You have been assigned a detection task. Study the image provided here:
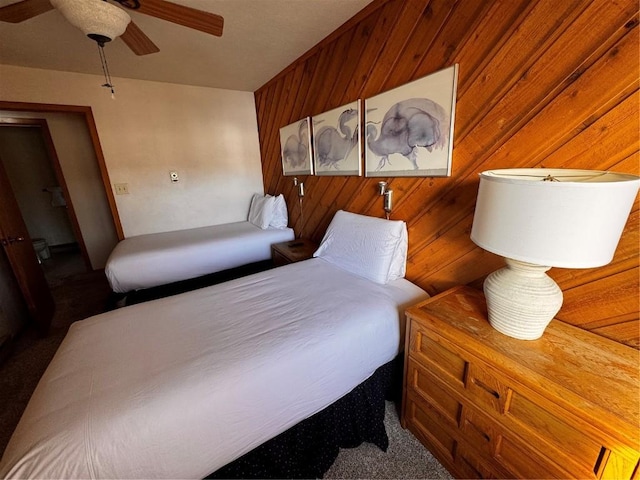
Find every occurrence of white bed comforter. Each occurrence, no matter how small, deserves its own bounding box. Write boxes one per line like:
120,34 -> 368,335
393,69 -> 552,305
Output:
105,221 -> 294,293
0,259 -> 427,479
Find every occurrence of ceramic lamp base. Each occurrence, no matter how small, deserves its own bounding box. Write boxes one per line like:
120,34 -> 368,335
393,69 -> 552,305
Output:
483,258 -> 563,340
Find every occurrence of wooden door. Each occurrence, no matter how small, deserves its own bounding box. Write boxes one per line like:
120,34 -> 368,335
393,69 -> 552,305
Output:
0,157 -> 54,335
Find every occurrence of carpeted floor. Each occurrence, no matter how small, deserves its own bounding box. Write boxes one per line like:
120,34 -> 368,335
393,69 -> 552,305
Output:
0,258 -> 452,479
325,402 -> 452,479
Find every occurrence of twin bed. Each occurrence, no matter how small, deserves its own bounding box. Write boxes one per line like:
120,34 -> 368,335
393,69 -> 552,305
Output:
0,210 -> 427,479
105,221 -> 294,293
105,193 -> 294,294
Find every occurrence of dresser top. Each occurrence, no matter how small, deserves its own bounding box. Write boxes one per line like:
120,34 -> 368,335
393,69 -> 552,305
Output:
406,286 -> 640,439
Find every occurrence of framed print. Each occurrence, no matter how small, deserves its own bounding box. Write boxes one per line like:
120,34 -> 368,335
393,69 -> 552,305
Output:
280,117 -> 314,176
312,100 -> 361,176
364,64 -> 458,177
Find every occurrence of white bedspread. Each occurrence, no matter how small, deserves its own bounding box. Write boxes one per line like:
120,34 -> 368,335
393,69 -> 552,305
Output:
105,221 -> 294,293
0,259 -> 427,479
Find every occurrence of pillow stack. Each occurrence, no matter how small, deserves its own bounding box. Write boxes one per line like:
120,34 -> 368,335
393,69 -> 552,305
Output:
269,194 -> 288,229
313,210 -> 408,284
248,193 -> 288,229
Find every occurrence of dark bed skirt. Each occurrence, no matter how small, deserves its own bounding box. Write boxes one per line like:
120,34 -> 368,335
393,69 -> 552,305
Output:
206,356 -> 403,479
108,260 -> 275,308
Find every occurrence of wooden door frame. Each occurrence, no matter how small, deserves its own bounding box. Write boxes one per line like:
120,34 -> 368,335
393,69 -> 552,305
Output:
0,118 -> 92,271
0,154 -> 54,335
0,101 -> 124,241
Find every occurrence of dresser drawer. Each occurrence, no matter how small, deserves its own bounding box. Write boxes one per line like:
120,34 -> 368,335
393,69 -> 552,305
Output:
455,443 -> 508,480
507,388 -> 602,471
462,403 -> 573,479
408,320 -> 467,387
504,387 -> 639,479
466,363 -> 511,414
494,428 -> 565,479
460,405 -> 498,458
407,358 -> 462,427
404,391 -> 458,465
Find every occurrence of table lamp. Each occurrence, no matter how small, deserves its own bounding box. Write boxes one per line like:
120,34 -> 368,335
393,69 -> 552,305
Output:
470,168 -> 639,340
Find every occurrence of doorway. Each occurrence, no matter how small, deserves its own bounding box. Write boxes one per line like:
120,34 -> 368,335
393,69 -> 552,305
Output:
0,105 -> 120,341
0,120 -> 91,287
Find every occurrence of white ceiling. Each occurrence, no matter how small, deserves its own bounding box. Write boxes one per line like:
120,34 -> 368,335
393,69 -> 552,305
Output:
0,0 -> 373,92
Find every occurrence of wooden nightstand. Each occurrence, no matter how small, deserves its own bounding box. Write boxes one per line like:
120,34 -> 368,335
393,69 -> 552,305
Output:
402,286 -> 639,479
271,238 -> 318,267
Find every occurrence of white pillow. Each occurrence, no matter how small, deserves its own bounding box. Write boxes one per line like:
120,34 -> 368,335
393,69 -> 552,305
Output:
269,194 -> 288,229
248,194 -> 276,229
388,224 -> 408,281
313,210 -> 408,284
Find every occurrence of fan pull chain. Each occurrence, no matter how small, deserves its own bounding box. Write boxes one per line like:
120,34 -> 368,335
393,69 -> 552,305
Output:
97,43 -> 116,99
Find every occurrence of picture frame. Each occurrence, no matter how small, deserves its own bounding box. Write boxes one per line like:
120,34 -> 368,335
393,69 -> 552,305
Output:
312,100 -> 361,176
364,64 -> 459,177
280,117 -> 314,176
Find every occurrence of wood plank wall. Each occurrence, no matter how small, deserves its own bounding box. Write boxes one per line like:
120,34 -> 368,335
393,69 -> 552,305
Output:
255,0 -> 640,348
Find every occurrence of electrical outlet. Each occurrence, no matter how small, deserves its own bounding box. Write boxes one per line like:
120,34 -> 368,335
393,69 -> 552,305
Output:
114,183 -> 129,195
170,171 -> 179,183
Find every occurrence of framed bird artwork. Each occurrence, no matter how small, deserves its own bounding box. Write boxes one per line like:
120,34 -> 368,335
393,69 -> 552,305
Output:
311,100 -> 361,176
364,64 -> 459,177
280,118 -> 314,176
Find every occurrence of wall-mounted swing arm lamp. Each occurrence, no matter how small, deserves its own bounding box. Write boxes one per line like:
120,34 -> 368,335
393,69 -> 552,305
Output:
470,168 -> 639,340
293,177 -> 305,238
378,181 -> 393,219
293,177 -> 305,197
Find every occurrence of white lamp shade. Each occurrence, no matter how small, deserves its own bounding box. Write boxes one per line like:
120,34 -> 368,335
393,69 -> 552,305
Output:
471,169 -> 639,268
51,0 -> 131,41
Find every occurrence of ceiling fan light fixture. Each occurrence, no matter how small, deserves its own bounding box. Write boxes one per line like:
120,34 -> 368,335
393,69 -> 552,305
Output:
51,0 -> 131,42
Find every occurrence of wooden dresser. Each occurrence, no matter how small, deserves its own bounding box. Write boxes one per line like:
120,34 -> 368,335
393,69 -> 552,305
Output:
402,286 -> 639,479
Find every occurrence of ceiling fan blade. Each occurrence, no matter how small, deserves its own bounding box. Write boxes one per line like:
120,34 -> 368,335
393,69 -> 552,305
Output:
0,0 -> 53,23
120,21 -> 160,55
135,0 -> 223,37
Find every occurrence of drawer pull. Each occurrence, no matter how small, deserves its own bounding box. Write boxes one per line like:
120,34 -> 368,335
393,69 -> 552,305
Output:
460,456 -> 486,479
473,378 -> 500,399
593,446 -> 609,476
467,419 -> 491,443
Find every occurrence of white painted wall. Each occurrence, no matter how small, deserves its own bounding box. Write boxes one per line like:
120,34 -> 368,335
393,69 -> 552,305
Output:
42,113 -> 119,267
0,64 -> 265,238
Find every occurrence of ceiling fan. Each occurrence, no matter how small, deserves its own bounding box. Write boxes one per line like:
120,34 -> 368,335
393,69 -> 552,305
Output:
0,0 -> 224,55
